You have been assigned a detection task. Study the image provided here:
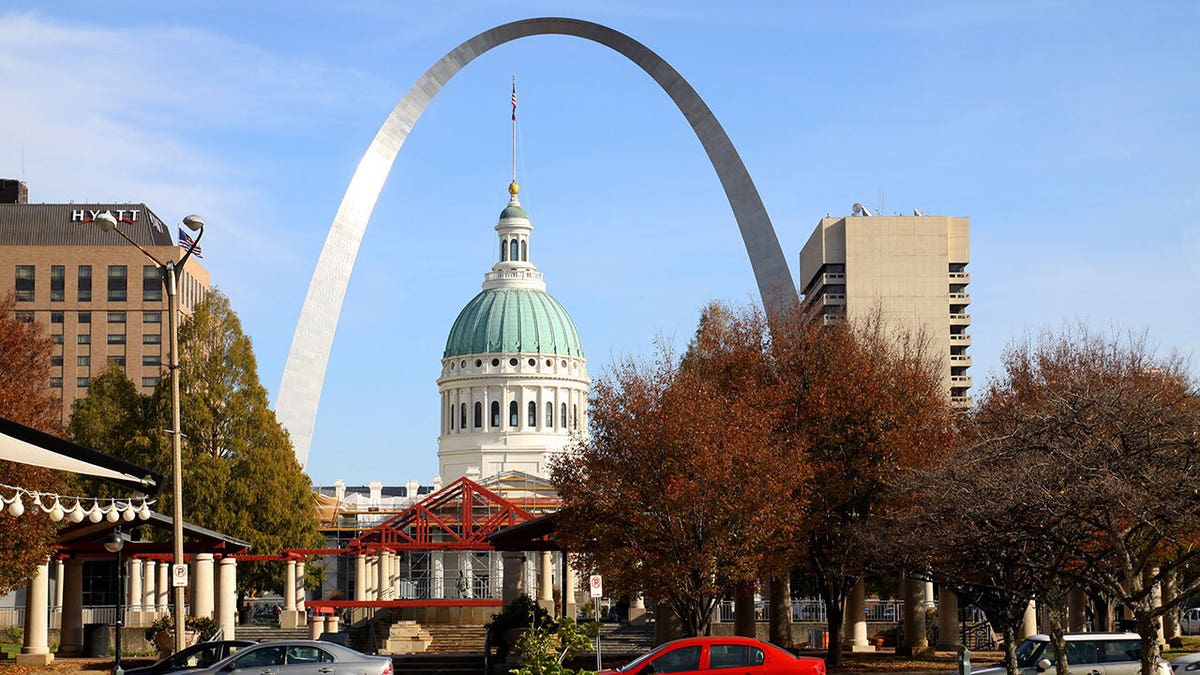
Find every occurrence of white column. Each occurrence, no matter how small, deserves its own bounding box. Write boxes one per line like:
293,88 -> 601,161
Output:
501,552 -> 526,606
54,559 -> 64,609
59,559 -> 84,657
432,551 -> 445,599
937,587 -> 960,650
217,558 -> 237,639
539,550 -> 555,615
295,562 -> 306,613
284,560 -> 297,611
129,559 -> 144,617
847,579 -> 874,652
1020,599 -> 1038,639
143,561 -> 158,620
17,560 -> 52,666
902,574 -> 929,656
354,554 -> 367,601
193,553 -> 214,619
1068,587 -> 1087,632
377,552 -> 389,600
157,562 -> 169,612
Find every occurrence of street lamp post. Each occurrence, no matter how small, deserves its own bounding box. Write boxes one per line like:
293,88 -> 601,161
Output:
104,527 -> 124,675
94,212 -> 204,653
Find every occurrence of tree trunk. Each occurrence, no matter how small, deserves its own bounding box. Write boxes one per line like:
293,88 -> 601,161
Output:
1002,625 -> 1020,675
1046,603 -> 1069,675
1137,613 -> 1163,675
734,582 -> 757,638
825,588 -> 847,668
768,575 -> 792,648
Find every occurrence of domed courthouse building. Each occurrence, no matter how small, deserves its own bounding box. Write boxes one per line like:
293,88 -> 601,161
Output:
437,182 -> 590,482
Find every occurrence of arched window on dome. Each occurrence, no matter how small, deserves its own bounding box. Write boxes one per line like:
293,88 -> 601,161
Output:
449,401 -> 454,431
546,402 -> 554,428
474,402 -> 482,428
491,401 -> 501,428
573,404 -> 579,430
510,239 -> 519,262
561,403 -> 567,429
528,401 -> 537,427
509,400 -> 519,427
461,403 -> 467,430
520,239 -> 527,262
500,239 -> 508,262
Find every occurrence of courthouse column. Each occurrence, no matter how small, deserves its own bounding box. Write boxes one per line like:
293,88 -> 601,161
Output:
847,579 -> 874,652
59,559 -> 84,657
217,557 -> 237,639
17,560 -> 53,666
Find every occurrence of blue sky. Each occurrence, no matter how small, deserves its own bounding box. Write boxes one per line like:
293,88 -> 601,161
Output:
2,2 -> 1197,486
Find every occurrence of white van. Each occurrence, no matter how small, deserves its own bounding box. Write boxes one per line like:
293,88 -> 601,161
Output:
973,634 -> 1170,675
1182,608 -> 1200,636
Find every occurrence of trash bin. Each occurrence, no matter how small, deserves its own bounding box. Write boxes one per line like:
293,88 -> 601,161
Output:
84,623 -> 110,658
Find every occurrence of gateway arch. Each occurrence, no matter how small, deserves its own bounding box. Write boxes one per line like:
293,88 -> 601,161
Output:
277,17 -> 798,468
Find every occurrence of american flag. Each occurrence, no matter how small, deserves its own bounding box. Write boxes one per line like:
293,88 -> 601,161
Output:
511,83 -> 517,121
179,228 -> 203,258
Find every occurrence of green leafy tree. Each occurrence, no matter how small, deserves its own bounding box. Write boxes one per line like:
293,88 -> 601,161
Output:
0,294 -> 65,593
67,289 -> 323,594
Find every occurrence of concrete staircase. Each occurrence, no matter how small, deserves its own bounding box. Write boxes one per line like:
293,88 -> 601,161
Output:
233,625 -> 313,642
426,624 -> 489,654
594,623 -> 656,658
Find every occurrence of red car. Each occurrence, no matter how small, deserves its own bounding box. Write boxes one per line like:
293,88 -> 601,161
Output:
598,636 -> 826,675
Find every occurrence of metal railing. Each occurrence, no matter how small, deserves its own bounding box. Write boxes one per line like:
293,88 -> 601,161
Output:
715,598 -> 907,624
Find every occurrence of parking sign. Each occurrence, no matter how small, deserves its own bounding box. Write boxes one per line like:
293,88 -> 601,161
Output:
589,574 -> 603,598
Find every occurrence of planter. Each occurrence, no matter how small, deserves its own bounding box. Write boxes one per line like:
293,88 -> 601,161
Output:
152,630 -> 198,659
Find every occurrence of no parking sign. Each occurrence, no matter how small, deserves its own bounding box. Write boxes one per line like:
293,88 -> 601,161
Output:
172,563 -> 189,588
589,574 -> 603,598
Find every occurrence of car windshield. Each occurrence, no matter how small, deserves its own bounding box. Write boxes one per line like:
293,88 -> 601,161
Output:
1016,640 -> 1050,668
617,644 -> 673,672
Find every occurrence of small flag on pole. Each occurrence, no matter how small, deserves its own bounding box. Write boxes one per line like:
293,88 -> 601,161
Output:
511,81 -> 517,121
178,228 -> 203,258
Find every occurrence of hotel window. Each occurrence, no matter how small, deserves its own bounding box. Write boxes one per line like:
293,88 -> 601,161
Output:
142,355 -> 162,367
107,312 -> 126,323
141,377 -> 160,388
51,334 -> 63,344
77,265 -> 92,302
107,334 -> 126,345
143,311 -> 162,323
77,334 -> 90,345
50,312 -> 64,324
143,333 -> 162,345
143,265 -> 162,301
50,377 -> 62,389
107,265 -> 127,301
15,265 -> 34,301
77,356 -> 90,367
15,311 -> 33,323
76,377 -> 90,389
108,356 -> 125,369
50,356 -> 63,367
78,311 -> 91,324
50,266 -> 65,301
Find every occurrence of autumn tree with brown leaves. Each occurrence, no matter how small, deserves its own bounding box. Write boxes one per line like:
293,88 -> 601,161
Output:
0,295 -> 65,593
552,302 -> 799,637
966,326 -> 1200,675
769,309 -> 957,665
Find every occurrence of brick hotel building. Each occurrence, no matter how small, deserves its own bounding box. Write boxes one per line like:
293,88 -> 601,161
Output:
0,180 -> 210,425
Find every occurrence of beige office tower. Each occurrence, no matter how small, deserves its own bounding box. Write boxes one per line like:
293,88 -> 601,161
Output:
798,208 -> 971,408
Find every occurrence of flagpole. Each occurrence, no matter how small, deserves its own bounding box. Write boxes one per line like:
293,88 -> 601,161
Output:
511,76 -> 517,183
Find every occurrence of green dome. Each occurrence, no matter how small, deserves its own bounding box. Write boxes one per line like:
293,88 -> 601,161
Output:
500,204 -> 529,220
444,288 -> 584,358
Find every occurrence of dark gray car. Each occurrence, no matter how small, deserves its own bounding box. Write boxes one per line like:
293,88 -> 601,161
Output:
188,640 -> 393,675
125,640 -> 256,675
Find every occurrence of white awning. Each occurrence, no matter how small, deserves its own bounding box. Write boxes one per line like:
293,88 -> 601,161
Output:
0,417 -> 162,495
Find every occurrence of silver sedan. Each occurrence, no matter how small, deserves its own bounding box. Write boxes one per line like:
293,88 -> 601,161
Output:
187,640 -> 392,675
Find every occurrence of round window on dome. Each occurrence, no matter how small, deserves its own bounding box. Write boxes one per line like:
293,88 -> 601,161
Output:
492,358 -> 500,367
461,360 -> 466,368
509,358 -> 518,366
450,363 -> 455,370
475,359 -> 482,367
561,360 -> 567,367
528,358 -> 536,366
546,359 -> 552,367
